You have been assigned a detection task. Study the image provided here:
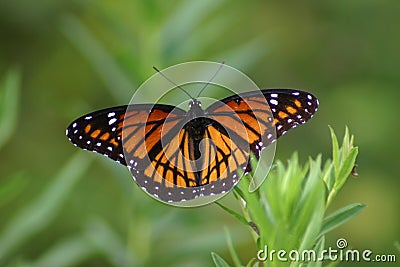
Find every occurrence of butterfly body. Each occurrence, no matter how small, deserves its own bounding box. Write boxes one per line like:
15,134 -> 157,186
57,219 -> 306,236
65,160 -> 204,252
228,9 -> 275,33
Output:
184,101 -> 210,141
67,89 -> 319,203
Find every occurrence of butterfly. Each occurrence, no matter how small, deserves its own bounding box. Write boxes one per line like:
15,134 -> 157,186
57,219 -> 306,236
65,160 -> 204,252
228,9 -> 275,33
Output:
66,89 -> 318,203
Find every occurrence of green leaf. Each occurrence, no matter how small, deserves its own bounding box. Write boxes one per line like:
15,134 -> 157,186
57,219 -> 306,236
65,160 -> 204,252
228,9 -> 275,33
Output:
0,68 -> 20,150
211,252 -> 231,267
320,203 -> 366,236
321,159 -> 334,192
215,202 -> 249,227
245,258 -> 258,267
307,236 -> 325,267
329,126 -> 340,175
335,147 -> 358,190
225,228 -> 242,267
297,177 -> 325,253
342,126 -> 351,156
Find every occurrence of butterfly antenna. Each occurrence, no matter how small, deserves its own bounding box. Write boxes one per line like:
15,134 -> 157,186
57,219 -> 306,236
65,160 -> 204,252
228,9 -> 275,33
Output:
196,61 -> 225,98
153,66 -> 194,100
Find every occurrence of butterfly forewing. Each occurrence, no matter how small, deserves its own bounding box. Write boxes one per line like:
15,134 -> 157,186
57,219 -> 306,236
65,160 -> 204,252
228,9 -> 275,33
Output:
66,106 -> 127,165
263,89 -> 319,137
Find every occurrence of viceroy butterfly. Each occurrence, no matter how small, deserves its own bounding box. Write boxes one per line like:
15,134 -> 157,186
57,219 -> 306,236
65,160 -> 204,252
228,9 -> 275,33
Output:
66,88 -> 318,203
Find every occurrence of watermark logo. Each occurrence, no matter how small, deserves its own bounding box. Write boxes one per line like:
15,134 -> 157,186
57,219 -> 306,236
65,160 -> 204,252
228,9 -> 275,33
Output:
336,238 -> 348,249
257,238 -> 397,263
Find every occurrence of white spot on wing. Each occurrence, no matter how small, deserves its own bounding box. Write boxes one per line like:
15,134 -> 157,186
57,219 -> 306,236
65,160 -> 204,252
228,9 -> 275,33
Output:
270,99 -> 278,105
108,112 -> 116,117
109,118 -> 117,125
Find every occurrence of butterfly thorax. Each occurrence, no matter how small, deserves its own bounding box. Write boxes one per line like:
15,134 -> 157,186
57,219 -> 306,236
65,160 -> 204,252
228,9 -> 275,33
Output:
185,99 -> 212,141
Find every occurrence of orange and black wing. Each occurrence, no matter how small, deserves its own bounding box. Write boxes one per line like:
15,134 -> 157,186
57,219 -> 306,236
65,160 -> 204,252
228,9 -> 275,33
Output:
66,104 -> 231,202
66,104 -> 202,201
122,104 -> 204,202
66,105 -> 129,165
206,88 -> 319,174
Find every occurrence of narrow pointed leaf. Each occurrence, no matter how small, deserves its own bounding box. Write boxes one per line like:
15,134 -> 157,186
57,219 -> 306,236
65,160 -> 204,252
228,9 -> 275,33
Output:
225,228 -> 242,267
320,203 -> 366,236
211,252 -> 231,267
329,126 -> 340,175
335,147 -> 358,190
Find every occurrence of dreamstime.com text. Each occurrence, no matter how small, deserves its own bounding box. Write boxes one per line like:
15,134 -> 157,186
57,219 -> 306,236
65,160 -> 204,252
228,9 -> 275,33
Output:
257,238 -> 397,263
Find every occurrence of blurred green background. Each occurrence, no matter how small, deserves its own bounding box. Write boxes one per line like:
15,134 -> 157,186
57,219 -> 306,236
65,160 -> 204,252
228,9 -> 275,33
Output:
0,0 -> 398,266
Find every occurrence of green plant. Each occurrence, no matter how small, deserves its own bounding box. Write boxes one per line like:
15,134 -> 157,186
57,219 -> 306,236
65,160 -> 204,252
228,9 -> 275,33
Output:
213,127 -> 363,267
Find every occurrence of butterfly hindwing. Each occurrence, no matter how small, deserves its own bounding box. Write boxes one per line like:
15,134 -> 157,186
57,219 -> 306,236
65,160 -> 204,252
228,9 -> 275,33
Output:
122,106 -> 243,201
